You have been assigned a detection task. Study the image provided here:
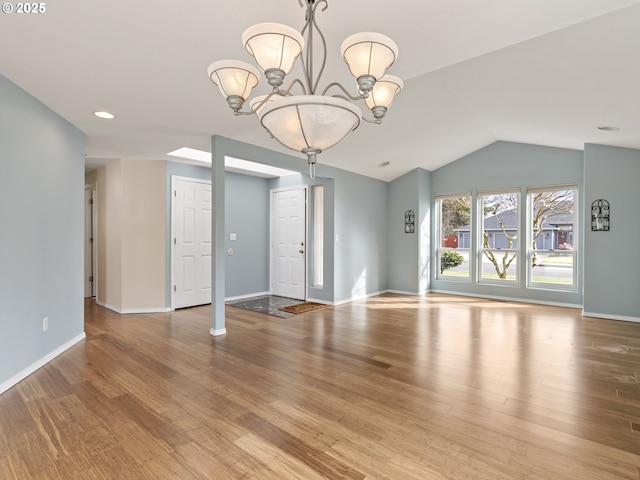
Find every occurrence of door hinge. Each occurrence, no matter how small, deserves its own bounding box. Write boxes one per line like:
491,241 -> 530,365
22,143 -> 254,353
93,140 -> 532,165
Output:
89,276 -> 94,282
174,190 -> 177,197
173,285 -> 177,292
89,237 -> 94,243
89,198 -> 94,205
174,238 -> 176,245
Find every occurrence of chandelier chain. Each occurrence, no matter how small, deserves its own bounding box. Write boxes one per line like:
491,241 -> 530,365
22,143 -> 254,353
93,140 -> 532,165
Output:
299,0 -> 328,95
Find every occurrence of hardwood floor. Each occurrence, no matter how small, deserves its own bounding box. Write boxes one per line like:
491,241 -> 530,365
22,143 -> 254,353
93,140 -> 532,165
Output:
1,293 -> 639,479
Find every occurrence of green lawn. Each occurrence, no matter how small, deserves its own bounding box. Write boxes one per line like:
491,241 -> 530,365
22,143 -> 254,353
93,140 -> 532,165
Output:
440,270 -> 469,278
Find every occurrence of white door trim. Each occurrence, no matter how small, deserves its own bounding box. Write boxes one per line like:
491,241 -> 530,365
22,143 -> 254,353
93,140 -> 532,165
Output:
171,175 -> 212,309
84,183 -> 98,299
270,185 -> 308,300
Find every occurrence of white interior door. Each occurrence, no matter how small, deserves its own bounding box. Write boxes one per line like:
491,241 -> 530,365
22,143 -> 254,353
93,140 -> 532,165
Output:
271,187 -> 306,300
172,176 -> 212,309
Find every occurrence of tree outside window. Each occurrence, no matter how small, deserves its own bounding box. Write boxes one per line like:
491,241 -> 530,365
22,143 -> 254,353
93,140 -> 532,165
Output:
479,191 -> 519,282
528,187 -> 576,287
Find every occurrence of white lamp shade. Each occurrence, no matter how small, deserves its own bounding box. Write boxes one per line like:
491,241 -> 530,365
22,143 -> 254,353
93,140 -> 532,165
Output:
260,95 -> 361,153
341,32 -> 398,80
364,75 -> 404,110
243,23 -> 304,74
249,94 -> 281,119
208,60 -> 260,100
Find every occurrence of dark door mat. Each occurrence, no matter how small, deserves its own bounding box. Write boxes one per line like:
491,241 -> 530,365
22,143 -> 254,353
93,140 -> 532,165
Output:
226,295 -> 302,318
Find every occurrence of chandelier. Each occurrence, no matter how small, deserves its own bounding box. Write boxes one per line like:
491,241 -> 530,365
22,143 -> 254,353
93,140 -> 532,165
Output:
207,0 -> 403,178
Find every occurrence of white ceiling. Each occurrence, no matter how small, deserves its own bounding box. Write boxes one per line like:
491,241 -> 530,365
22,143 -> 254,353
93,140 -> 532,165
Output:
2,0 -> 640,181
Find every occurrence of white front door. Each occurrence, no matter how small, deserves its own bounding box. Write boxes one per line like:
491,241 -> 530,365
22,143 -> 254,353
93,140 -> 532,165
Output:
172,176 -> 212,309
271,187 -> 306,300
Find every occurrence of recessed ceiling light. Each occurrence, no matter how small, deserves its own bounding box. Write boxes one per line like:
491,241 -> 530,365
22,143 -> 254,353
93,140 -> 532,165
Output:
94,111 -> 115,119
597,126 -> 619,131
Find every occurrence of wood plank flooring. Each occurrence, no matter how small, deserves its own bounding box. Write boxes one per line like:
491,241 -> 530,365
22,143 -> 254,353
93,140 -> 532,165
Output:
1,293 -> 639,479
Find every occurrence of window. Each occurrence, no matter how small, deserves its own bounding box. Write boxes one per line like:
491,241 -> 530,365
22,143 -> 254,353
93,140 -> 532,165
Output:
436,195 -> 471,279
479,191 -> 519,284
312,185 -> 324,288
527,186 -> 577,289
436,185 -> 579,294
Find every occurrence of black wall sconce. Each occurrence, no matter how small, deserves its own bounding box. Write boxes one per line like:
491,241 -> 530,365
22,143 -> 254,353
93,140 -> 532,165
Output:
404,210 -> 415,233
591,199 -> 610,231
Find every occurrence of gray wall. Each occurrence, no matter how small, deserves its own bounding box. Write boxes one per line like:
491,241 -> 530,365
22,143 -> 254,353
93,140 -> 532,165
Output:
430,141 -> 584,306
583,144 -> 640,320
225,172 -> 270,298
332,168 -> 388,302
388,168 -> 431,294
0,74 -> 85,387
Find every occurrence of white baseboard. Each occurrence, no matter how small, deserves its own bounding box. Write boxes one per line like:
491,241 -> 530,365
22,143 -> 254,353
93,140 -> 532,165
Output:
386,289 -> 420,296
0,332 -> 86,395
582,311 -> 640,323
96,299 -> 120,313
210,328 -> 227,336
225,291 -> 270,302
120,307 -> 173,314
428,289 -> 582,309
333,289 -> 390,306
96,300 -> 172,314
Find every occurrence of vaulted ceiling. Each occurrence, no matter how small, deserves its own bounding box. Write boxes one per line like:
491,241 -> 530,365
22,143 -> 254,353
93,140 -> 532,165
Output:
2,0 -> 639,181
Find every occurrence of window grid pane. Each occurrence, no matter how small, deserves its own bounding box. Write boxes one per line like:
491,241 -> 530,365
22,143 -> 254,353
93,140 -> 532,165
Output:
439,248 -> 470,278
312,185 -> 324,288
479,192 -> 519,284
480,250 -> 518,282
528,187 -> 577,289
529,250 -> 575,286
437,195 -> 471,280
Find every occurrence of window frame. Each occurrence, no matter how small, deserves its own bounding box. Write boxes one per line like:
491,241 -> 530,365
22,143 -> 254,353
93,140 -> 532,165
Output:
526,184 -> 578,291
311,185 -> 324,288
435,193 -> 472,282
477,189 -> 521,286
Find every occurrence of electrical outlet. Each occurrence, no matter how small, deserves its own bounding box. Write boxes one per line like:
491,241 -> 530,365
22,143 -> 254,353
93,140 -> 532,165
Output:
43,317 -> 48,332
